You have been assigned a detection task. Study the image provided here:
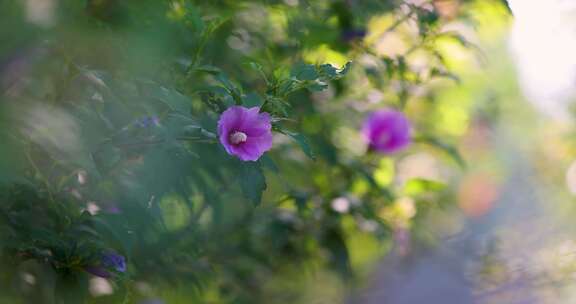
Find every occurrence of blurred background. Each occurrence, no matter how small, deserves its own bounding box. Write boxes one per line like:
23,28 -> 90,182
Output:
2,0 -> 576,303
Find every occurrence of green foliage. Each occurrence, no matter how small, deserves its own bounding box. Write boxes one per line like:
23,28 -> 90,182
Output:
0,0 -> 482,303
240,162 -> 267,206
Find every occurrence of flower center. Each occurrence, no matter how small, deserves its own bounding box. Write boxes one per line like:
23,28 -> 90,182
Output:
229,131 -> 248,145
376,133 -> 390,145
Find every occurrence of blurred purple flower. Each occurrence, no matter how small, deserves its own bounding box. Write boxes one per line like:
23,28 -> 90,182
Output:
136,116 -> 160,128
84,265 -> 112,278
341,29 -> 367,43
362,109 -> 411,154
85,251 -> 126,278
104,204 -> 122,214
1,47 -> 45,94
102,251 -> 126,272
217,106 -> 273,161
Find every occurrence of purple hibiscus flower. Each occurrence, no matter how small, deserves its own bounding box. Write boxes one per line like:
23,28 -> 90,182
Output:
362,109 -> 411,154
85,251 -> 126,278
217,106 -> 273,161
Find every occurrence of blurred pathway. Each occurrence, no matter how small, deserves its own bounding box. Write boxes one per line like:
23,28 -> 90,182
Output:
354,128 -> 576,303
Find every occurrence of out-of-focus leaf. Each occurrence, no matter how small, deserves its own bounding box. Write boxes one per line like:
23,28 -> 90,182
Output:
260,154 -> 279,173
291,63 -> 318,81
283,131 -> 315,160
91,216 -> 134,255
306,82 -> 329,92
242,93 -> 264,108
159,194 -> 192,231
319,64 -> 338,78
416,7 -> 439,36
215,73 -> 242,105
373,158 -> 395,187
147,84 -> 191,114
322,227 -> 352,279
417,136 -> 466,168
430,67 -> 460,83
240,162 -> 267,206
404,178 -> 446,196
194,64 -> 221,74
318,62 -> 351,80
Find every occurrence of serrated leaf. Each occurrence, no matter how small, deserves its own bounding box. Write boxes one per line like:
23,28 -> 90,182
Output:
240,163 -> 267,206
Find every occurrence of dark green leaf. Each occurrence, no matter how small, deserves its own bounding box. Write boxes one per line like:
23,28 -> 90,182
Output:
149,86 -> 191,114
260,154 -> 279,173
243,93 -> 264,108
240,162 -> 267,206
195,65 -> 221,74
319,64 -> 338,78
323,228 -> 352,279
305,82 -> 329,92
291,63 -> 318,81
285,132 -> 315,160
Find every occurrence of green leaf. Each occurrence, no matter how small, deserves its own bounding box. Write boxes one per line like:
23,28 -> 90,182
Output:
242,93 -> 264,108
148,85 -> 191,114
285,131 -> 315,160
91,216 -> 134,255
305,82 -> 329,92
265,95 -> 290,117
417,136 -> 466,168
322,228 -> 352,279
215,73 -> 242,105
240,162 -> 267,206
416,7 -> 439,36
260,154 -> 279,173
290,63 -> 318,81
430,67 -> 460,83
247,61 -> 269,84
318,64 -> 338,78
194,64 -> 221,74
199,85 -> 229,96
339,61 -> 352,76
404,178 -> 446,196
373,158 -> 394,187
159,194 -> 192,231
318,62 -> 351,80
247,61 -> 264,72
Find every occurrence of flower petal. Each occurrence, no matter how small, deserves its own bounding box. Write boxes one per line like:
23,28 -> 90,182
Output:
362,109 -> 411,154
218,106 -> 273,161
